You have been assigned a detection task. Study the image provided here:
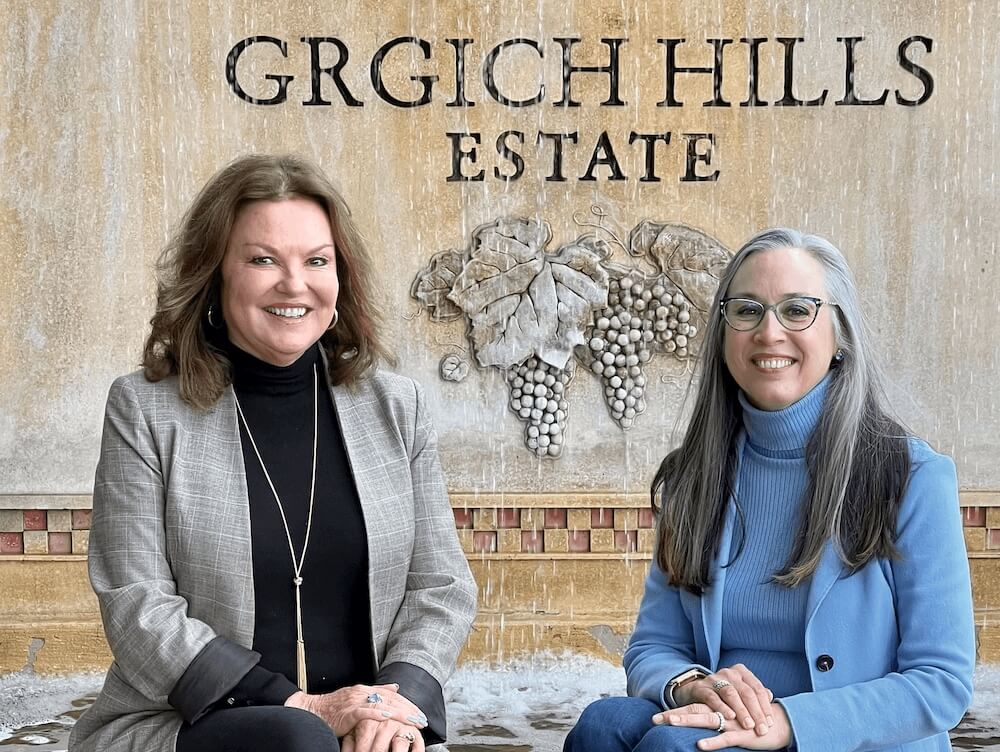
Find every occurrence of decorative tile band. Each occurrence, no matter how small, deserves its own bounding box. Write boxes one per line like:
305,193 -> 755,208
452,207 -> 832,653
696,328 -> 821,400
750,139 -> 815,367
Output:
1,504 -> 998,556
0,510 -> 91,555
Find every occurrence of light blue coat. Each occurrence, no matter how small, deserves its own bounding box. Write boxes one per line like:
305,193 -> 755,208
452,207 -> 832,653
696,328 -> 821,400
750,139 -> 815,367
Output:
624,439 -> 975,752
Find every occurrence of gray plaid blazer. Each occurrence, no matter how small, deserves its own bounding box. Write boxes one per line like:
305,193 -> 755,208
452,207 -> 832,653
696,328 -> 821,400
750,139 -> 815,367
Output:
69,367 -> 477,752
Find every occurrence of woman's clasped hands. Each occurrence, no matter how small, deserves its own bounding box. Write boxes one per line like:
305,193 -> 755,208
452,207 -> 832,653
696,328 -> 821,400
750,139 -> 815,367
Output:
285,682 -> 428,752
652,665 -> 791,751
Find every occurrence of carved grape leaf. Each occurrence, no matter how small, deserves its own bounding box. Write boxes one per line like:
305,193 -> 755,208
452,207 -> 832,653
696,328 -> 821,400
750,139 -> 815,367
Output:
447,218 -> 609,370
629,222 -> 730,312
410,249 -> 466,321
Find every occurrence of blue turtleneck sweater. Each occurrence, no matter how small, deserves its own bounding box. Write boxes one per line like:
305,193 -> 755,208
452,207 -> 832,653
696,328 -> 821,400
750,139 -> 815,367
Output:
718,376 -> 830,700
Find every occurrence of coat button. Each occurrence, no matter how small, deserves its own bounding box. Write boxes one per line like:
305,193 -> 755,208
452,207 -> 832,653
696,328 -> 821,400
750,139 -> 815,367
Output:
816,654 -> 834,672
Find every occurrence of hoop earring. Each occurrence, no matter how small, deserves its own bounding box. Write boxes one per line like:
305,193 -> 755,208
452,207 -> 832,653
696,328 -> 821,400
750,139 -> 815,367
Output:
207,304 -> 224,330
327,309 -> 340,331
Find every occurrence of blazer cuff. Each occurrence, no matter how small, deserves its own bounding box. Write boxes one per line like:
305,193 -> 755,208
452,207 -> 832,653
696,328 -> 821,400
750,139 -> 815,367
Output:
167,636 -> 262,723
377,661 -> 447,744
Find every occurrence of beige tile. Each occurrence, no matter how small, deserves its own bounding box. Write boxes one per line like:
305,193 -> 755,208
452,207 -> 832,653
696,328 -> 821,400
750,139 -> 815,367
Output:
614,509 -> 638,530
0,511 -> 23,533
498,529 -> 522,553
473,508 -> 498,530
544,529 -> 568,552
964,528 -> 986,551
456,529 -> 475,553
47,510 -> 72,532
72,530 -> 90,555
520,508 -> 544,530
568,509 -> 591,530
22,531 -> 48,554
638,529 -> 656,553
590,529 -> 615,553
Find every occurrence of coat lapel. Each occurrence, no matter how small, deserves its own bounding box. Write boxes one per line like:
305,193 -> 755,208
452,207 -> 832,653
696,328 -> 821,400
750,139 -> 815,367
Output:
699,434 -> 745,670
804,540 -> 845,627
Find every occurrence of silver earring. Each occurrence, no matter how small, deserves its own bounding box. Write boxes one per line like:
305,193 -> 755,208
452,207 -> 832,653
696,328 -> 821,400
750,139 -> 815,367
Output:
833,349 -> 845,364
207,304 -> 224,329
326,309 -> 339,331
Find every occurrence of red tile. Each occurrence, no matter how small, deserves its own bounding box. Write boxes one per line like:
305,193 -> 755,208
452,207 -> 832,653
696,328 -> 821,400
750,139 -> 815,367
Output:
0,533 -> 23,554
591,508 -> 614,528
988,529 -> 1000,549
638,508 -> 655,528
544,508 -> 567,529
521,530 -> 544,553
963,507 -> 986,527
453,508 -> 473,529
72,510 -> 92,530
615,530 -> 638,553
568,530 -> 591,553
472,531 -> 497,553
48,532 -> 72,554
497,508 -> 521,528
23,510 -> 47,531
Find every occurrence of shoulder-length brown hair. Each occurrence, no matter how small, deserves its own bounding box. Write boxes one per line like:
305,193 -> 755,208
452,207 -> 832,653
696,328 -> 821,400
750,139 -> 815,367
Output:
142,153 -> 393,408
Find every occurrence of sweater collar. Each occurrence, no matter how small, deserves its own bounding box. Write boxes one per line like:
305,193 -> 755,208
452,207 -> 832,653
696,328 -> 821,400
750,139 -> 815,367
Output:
225,340 -> 322,396
738,373 -> 831,454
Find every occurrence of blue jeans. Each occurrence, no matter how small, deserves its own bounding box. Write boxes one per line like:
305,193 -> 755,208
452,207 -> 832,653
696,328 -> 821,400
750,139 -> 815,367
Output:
564,697 -> 751,752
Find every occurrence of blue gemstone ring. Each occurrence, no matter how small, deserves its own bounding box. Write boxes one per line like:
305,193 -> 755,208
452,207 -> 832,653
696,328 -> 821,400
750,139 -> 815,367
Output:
367,692 -> 383,704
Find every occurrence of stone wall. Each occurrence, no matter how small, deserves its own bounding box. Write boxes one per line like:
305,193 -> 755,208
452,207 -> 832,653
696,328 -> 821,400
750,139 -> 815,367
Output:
1,1 -> 998,670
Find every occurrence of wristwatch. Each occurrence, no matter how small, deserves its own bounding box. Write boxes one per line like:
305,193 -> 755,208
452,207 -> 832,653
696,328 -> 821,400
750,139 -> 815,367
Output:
666,668 -> 707,707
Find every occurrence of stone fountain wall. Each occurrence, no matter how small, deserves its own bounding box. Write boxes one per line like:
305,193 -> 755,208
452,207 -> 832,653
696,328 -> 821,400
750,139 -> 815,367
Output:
1,1 -> 998,670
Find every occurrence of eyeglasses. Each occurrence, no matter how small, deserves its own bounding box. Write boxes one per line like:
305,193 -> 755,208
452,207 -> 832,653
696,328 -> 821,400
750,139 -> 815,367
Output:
719,296 -> 837,332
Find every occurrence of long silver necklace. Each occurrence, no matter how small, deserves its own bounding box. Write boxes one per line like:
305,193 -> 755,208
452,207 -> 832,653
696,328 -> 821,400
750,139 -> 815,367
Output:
233,363 -> 318,693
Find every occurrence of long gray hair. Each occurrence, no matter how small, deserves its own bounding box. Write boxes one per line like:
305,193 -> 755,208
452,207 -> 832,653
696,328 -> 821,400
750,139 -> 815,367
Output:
652,228 -> 910,590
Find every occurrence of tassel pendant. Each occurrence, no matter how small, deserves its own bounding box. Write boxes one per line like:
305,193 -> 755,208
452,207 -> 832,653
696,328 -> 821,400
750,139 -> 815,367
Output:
294,576 -> 308,692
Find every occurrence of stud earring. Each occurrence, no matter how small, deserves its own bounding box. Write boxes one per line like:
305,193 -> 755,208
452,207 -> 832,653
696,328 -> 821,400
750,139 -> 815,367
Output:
832,349 -> 845,364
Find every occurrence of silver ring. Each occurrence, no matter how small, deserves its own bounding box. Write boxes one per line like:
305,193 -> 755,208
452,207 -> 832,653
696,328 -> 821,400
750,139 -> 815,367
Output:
712,679 -> 732,691
367,692 -> 383,704
715,711 -> 726,733
396,732 -> 415,743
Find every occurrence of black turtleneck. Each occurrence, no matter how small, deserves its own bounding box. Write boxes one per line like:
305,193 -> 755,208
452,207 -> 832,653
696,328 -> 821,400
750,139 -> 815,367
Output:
229,342 -> 374,694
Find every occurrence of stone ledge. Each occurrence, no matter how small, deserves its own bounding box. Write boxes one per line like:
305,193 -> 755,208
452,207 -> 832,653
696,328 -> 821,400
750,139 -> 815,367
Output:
0,496 -> 92,510
5,490 -> 997,511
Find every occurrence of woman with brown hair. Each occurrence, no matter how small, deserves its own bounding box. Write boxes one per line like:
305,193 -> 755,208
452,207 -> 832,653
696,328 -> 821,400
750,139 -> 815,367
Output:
69,154 -> 477,752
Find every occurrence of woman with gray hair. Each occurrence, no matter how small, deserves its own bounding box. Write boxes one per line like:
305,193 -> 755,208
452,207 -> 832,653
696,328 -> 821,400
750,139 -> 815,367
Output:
70,154 -> 477,752
564,228 -> 974,752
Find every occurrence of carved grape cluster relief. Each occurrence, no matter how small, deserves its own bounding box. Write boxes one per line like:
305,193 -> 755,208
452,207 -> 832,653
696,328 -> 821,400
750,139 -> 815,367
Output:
411,216 -> 730,457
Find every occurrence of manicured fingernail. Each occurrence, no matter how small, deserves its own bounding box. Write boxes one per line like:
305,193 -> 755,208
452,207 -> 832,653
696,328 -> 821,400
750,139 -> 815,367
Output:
651,713 -> 664,724
743,716 -> 754,728
406,715 -> 427,726
381,711 -> 393,718
757,723 -> 768,735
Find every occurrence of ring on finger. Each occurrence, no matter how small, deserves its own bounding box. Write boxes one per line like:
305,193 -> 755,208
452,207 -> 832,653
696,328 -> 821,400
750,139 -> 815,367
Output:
714,711 -> 726,733
396,732 -> 416,743
367,692 -> 383,704
712,679 -> 732,691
